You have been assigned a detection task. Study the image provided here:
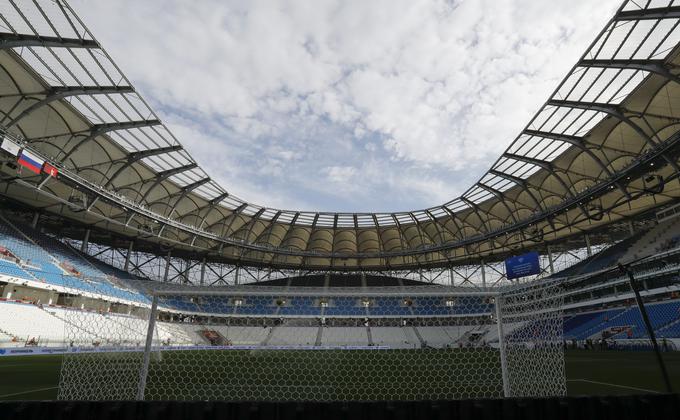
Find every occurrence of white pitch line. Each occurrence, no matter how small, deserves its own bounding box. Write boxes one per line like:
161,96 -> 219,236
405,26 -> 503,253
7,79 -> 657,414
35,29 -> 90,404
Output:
567,379 -> 660,394
0,386 -> 58,399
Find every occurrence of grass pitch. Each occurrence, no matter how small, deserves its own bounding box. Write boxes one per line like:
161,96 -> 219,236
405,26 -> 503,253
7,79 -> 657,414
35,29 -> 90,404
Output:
1,349 -> 679,400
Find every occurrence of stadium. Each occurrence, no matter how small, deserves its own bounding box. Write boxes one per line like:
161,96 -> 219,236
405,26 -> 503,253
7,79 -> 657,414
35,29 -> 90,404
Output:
0,0 -> 679,418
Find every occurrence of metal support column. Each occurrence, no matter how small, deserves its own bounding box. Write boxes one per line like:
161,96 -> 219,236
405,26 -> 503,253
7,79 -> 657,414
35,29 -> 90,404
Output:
200,257 -> 206,286
481,260 -> 487,288
123,241 -> 134,272
163,250 -> 171,282
585,234 -> 592,257
628,219 -> 635,237
618,264 -> 673,392
183,259 -> 190,284
137,294 -> 159,400
547,245 -> 555,274
449,267 -> 454,286
80,229 -> 90,253
235,265 -> 240,285
495,294 -> 510,397
31,212 -> 39,229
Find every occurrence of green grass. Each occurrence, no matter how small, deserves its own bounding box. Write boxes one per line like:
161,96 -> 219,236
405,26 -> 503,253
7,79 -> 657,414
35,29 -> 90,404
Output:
565,350 -> 680,395
1,349 -> 679,401
0,355 -> 62,400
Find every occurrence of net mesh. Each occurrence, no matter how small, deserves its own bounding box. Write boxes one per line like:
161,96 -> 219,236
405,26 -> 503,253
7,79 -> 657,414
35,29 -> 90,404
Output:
57,276 -> 156,400
57,280 -> 565,401
498,281 -> 566,397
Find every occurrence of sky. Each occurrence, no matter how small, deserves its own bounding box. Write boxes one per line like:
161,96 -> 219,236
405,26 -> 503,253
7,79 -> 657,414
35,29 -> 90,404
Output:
72,0 -> 621,213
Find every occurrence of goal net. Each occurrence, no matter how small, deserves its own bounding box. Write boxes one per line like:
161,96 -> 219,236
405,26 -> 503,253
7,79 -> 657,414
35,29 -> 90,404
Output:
496,280 -> 566,397
57,279 -> 565,401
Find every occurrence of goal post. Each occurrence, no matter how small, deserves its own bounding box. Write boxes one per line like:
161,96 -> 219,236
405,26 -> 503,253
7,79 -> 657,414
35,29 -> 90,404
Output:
57,280 -> 565,401
137,294 -> 159,400
494,293 -> 511,397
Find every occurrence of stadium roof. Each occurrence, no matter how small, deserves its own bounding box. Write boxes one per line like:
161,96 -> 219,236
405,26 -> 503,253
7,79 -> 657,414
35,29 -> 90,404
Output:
1,0 -> 680,270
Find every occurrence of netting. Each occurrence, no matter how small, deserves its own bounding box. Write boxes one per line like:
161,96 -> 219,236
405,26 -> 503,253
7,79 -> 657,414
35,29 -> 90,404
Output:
498,281 -> 566,397
57,276 -> 158,400
57,280 -> 565,401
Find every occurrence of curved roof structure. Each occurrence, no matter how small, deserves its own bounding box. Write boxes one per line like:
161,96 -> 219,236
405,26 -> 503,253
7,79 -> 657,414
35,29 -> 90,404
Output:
1,0 -> 680,270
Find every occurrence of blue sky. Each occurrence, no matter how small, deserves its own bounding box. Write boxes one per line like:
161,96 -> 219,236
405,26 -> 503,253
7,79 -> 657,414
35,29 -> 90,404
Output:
72,0 -> 621,213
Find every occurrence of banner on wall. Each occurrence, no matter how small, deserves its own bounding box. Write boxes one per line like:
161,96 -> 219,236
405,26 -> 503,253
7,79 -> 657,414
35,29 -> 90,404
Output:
0,138 -> 20,156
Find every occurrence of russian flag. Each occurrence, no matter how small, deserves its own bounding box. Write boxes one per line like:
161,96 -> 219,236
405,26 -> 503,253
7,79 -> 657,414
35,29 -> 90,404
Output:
17,149 -> 44,174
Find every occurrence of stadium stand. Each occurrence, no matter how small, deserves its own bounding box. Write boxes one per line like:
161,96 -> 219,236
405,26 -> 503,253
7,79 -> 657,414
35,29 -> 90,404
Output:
0,299 -> 196,348
0,300 -> 64,346
279,297 -> 320,316
4,0 -> 680,415
324,297 -> 366,316
551,217 -> 680,279
207,325 -> 270,346
368,297 -> 409,316
370,327 -> 421,348
658,318 -> 680,338
0,258 -> 32,280
563,309 -> 627,340
551,235 -> 642,278
563,300 -> 680,340
621,217 -> 680,262
0,219 -> 69,288
321,327 -> 370,346
268,326 -> 318,346
0,208 -> 679,364
0,216 -> 146,304
5,296 -> 680,350
415,326 -> 457,348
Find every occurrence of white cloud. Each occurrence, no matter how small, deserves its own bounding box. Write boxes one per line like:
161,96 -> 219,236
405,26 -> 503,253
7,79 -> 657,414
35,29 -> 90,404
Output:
71,0 -> 621,212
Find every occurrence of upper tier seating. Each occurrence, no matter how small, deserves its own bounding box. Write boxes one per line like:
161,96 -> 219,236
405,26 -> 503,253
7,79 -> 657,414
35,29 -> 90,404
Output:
552,233 -> 643,279
279,297 -> 320,316
0,259 -> 33,279
0,217 -> 146,303
621,217 -> 680,262
0,221 -> 69,288
552,218 -> 680,279
324,297 -> 366,316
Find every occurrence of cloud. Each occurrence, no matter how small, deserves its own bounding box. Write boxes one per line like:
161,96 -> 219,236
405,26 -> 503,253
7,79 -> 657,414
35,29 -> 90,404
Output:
325,166 -> 358,185
71,0 -> 621,212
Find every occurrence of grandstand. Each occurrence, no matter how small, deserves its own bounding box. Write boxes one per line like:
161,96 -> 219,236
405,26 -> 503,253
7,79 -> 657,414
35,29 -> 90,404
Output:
0,0 -> 679,418
0,215 -> 678,351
